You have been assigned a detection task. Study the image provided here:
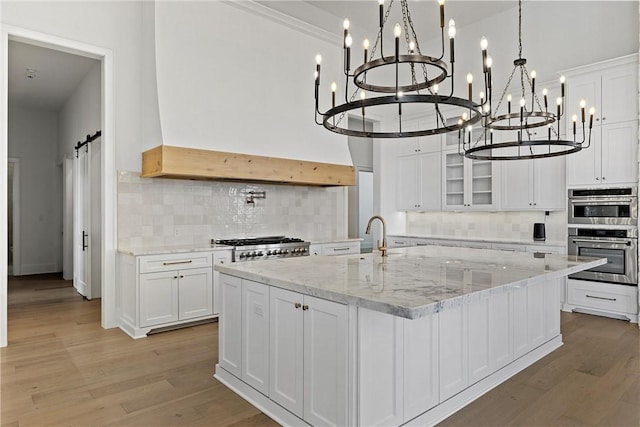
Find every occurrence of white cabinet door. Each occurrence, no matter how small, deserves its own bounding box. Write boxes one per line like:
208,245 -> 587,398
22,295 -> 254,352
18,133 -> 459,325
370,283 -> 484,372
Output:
397,152 -> 441,211
566,127 -> 600,186
359,308 -> 404,427
242,280 -> 270,395
527,282 -> 546,350
601,64 -> 638,125
303,295 -> 348,427
418,152 -> 442,211
489,290 -> 513,369
219,274 -> 242,377
501,159 -> 533,210
396,155 -> 420,210
309,243 -> 322,256
404,314 -> 439,420
439,304 -> 468,401
467,296 -> 491,385
178,267 -> 213,320
511,285 -> 529,359
139,271 -> 179,327
566,72 -> 600,124
532,155 -> 565,210
601,121 -> 638,185
213,250 -> 232,315
269,287 -> 304,418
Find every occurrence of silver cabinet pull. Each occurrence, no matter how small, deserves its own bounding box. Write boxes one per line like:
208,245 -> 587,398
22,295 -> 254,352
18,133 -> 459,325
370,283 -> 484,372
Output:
294,302 -> 302,309
302,304 -> 309,311
586,294 -> 616,302
332,247 -> 351,251
162,260 -> 193,266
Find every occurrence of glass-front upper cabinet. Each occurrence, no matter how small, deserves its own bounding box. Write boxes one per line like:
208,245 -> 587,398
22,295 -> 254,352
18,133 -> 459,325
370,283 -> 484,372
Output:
442,130 -> 499,211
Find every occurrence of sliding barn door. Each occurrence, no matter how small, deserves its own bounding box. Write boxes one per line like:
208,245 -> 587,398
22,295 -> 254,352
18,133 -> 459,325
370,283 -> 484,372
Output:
73,145 -> 92,299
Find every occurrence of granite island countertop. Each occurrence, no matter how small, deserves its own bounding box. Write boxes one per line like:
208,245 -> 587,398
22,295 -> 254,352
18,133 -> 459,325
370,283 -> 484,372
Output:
215,245 -> 605,319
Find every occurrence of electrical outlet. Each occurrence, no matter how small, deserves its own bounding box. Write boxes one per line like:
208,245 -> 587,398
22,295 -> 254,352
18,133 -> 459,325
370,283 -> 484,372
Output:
174,228 -> 180,237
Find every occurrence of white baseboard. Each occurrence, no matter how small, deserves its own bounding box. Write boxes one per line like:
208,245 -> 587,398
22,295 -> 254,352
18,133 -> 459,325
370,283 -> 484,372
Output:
17,263 -> 58,276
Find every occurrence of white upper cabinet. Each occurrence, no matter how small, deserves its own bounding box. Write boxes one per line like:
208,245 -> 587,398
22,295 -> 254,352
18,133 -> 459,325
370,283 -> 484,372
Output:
565,55 -> 638,187
395,122 -> 442,211
396,150 -> 442,211
500,132 -> 566,211
395,118 -> 442,156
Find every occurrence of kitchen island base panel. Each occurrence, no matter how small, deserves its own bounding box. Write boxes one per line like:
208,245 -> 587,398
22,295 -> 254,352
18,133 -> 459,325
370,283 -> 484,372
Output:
404,336 -> 562,426
215,337 -> 562,427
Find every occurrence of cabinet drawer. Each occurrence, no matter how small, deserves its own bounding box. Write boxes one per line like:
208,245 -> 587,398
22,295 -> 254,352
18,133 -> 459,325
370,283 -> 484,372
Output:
139,252 -> 213,273
492,243 -> 526,252
567,280 -> 638,315
323,241 -> 360,256
526,245 -> 565,255
387,238 -> 413,248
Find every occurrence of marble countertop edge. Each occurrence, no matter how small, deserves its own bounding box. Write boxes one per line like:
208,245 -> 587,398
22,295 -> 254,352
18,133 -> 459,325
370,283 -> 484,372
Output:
215,254 -> 606,320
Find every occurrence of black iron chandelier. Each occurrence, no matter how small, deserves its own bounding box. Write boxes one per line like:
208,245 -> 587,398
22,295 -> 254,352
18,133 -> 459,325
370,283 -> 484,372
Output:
313,0 -> 483,138
459,0 -> 595,160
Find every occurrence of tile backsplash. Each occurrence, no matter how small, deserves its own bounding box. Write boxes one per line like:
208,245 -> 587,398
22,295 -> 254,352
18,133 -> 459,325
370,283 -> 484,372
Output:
406,210 -> 566,243
118,171 -> 345,248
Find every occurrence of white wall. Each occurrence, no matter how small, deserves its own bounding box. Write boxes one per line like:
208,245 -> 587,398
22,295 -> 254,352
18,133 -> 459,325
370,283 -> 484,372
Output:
449,1 -> 639,97
152,1 -> 352,165
1,0 -> 144,172
8,106 -> 59,275
57,62 -> 101,161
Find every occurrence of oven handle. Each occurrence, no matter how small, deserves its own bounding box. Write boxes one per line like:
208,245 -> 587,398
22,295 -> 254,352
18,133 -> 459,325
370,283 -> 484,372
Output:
571,238 -> 632,246
570,199 -> 634,204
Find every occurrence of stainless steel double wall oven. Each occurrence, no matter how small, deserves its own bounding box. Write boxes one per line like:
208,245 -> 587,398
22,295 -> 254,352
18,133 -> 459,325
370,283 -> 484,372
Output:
567,187 -> 638,286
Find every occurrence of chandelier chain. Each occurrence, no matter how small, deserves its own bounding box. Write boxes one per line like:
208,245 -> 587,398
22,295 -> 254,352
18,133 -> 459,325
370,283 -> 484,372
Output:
400,0 -> 419,86
336,1 -> 396,129
518,0 -> 523,59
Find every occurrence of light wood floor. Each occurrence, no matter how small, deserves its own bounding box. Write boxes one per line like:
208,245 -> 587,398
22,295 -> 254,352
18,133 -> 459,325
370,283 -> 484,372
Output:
1,274 -> 638,426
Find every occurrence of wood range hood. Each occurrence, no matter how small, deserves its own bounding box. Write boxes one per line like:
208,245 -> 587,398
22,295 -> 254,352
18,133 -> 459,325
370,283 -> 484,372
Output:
141,145 -> 355,186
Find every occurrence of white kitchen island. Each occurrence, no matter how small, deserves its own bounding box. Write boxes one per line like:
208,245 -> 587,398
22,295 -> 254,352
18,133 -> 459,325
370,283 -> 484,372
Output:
214,246 -> 605,427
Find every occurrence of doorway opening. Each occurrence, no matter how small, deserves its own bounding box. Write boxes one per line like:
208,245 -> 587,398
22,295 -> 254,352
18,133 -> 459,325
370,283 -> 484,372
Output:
1,26 -> 116,347
347,116 -> 375,253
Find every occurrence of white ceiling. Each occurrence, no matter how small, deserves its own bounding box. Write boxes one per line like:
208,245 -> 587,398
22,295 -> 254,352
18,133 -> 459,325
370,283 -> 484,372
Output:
258,1 -> 518,41
8,40 -> 99,112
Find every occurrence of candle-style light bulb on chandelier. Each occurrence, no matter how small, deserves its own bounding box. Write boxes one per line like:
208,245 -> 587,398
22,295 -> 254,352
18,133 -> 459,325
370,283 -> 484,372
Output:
313,0 -> 483,138
460,0 -> 594,160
